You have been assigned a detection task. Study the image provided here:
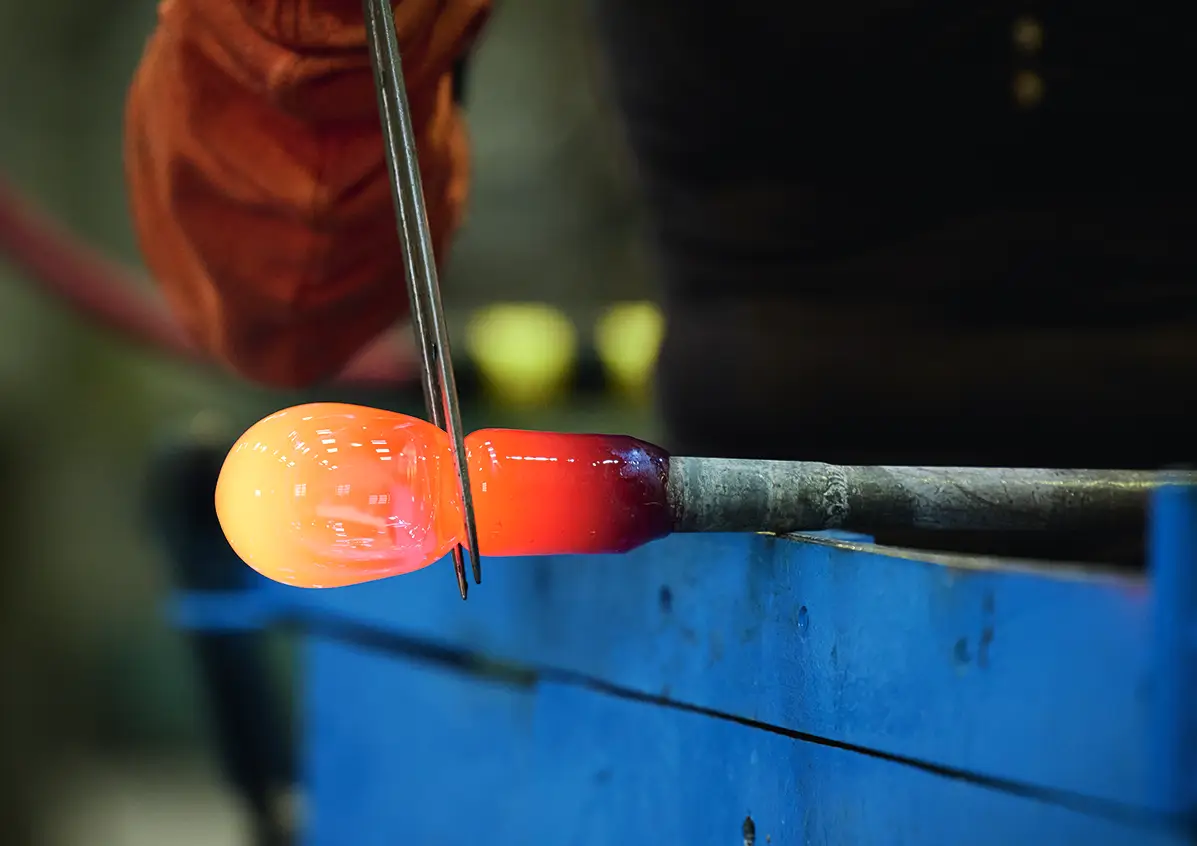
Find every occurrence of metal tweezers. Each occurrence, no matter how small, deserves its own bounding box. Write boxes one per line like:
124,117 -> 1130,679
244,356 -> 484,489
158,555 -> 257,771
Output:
363,0 -> 482,600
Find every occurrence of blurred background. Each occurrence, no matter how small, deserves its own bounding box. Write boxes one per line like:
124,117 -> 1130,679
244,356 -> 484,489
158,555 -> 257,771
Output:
0,0 -> 657,841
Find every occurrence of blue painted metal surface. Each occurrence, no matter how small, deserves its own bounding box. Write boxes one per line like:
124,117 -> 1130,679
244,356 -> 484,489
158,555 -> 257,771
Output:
171,482 -> 1197,845
1149,484 -> 1197,824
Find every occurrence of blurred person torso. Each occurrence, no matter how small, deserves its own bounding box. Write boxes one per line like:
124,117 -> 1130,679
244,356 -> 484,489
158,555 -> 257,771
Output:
591,0 -> 1196,468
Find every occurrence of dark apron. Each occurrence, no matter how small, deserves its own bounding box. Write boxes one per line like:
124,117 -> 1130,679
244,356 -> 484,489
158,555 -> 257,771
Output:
589,0 -> 1197,472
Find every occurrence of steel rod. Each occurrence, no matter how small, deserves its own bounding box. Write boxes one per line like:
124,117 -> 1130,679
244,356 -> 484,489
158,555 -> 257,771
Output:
668,458 -> 1194,535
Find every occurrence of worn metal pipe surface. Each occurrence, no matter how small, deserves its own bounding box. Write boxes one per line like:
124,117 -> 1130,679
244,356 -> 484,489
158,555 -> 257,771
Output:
666,458 -> 1194,535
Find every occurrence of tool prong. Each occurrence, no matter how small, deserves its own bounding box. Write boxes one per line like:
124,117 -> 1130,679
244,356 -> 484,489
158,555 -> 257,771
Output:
364,0 -> 482,595
452,547 -> 469,600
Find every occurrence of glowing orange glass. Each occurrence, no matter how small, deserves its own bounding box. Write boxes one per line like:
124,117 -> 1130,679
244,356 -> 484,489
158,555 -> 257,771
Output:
215,403 -> 672,588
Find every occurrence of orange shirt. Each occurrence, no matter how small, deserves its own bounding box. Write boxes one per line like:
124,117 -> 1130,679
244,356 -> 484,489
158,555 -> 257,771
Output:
125,0 -> 490,387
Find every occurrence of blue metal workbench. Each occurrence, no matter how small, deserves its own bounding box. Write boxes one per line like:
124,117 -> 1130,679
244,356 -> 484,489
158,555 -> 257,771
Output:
167,460 -> 1197,845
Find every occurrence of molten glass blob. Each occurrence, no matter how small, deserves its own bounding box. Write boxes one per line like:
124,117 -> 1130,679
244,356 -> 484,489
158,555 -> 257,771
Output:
467,426 -> 672,558
215,403 -> 463,588
215,403 -> 672,588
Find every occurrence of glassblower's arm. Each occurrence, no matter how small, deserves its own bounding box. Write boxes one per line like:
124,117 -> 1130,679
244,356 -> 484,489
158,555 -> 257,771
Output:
123,0 -> 491,389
